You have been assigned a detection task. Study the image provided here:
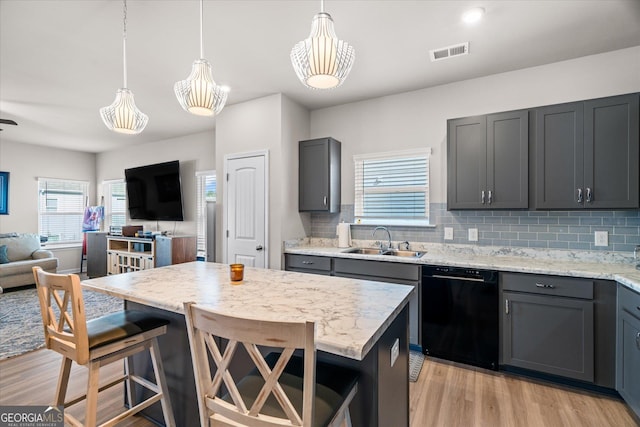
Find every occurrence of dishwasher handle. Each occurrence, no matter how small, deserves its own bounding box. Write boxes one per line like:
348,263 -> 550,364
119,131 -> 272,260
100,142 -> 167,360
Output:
430,274 -> 486,283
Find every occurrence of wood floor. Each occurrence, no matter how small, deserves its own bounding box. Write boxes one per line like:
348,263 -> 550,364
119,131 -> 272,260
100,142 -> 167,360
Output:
0,349 -> 637,427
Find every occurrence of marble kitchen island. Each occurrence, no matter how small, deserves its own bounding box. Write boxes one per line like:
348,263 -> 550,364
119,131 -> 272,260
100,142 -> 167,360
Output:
82,261 -> 414,427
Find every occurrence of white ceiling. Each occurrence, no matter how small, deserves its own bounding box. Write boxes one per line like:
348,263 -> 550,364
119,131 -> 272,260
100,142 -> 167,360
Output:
1,0 -> 639,153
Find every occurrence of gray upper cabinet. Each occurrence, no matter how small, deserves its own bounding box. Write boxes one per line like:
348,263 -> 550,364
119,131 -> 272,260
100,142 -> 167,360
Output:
535,93 -> 639,209
448,110 -> 528,210
299,137 -> 341,213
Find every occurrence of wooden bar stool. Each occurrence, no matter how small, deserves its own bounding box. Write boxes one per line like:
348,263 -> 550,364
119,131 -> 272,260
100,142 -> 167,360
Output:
184,301 -> 359,427
32,266 -> 176,427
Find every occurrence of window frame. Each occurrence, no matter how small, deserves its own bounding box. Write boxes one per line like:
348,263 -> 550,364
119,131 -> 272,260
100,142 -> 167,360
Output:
354,148 -> 432,227
38,177 -> 90,245
196,170 -> 216,259
103,179 -> 127,229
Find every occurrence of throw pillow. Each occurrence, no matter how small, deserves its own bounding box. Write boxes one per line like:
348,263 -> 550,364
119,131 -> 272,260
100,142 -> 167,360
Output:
0,245 -> 9,264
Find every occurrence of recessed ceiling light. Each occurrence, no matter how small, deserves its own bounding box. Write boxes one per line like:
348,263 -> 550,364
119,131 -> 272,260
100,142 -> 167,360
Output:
462,7 -> 485,24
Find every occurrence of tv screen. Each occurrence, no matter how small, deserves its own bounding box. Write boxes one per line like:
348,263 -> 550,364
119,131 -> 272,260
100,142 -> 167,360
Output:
124,160 -> 184,221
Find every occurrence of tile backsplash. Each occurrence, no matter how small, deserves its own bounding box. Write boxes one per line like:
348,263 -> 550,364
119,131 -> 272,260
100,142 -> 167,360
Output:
309,203 -> 640,253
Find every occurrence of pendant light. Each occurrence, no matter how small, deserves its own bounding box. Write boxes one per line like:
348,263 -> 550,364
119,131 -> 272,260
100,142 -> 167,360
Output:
100,0 -> 148,134
174,0 -> 228,117
290,0 -> 355,89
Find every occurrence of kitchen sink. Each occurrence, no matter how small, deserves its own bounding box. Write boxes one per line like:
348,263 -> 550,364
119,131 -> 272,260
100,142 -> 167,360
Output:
342,247 -> 425,258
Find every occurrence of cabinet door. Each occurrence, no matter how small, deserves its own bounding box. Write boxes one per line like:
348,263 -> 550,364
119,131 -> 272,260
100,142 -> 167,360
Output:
584,93 -> 640,209
502,291 -> 594,382
535,102 -> 584,209
618,310 -> 640,418
447,116 -> 487,209
487,111 -> 528,208
299,138 -> 340,212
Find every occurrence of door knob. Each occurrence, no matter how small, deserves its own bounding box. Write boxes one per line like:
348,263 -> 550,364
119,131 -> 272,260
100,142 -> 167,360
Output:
256,245 -> 264,251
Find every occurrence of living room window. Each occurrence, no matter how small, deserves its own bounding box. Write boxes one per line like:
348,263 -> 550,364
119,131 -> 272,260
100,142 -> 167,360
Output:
38,178 -> 89,243
196,171 -> 216,259
104,179 -> 126,229
354,149 -> 431,226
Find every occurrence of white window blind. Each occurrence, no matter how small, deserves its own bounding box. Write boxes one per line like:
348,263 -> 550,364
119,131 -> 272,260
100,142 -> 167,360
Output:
104,180 -> 126,228
354,149 -> 430,226
196,171 -> 216,257
38,178 -> 89,243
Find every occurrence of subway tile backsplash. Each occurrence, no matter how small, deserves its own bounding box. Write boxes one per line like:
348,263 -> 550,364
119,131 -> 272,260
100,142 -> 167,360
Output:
309,203 -> 640,253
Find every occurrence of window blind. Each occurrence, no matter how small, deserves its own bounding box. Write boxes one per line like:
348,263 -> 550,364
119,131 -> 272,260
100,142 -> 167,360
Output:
196,172 -> 216,257
104,180 -> 126,228
38,178 -> 89,243
354,150 -> 430,225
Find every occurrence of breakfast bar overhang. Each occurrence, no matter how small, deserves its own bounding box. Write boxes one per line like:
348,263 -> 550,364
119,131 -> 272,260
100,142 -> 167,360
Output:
82,261 -> 413,427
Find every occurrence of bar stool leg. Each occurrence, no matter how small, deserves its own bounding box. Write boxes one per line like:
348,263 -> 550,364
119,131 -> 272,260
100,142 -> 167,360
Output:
124,357 -> 137,410
55,357 -> 72,406
149,338 -> 176,427
85,361 -> 100,427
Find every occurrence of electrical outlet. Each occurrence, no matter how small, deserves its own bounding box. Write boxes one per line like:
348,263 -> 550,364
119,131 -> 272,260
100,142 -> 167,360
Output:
390,338 -> 399,367
468,228 -> 478,242
594,231 -> 608,247
444,227 -> 454,240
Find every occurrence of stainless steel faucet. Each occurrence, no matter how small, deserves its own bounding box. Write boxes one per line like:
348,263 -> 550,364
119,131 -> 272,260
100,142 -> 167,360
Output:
373,226 -> 392,251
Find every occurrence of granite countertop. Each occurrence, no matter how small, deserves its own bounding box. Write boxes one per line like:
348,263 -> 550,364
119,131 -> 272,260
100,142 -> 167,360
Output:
284,240 -> 640,294
81,261 -> 413,361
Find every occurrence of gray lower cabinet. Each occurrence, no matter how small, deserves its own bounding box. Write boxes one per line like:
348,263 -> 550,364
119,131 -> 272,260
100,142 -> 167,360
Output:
447,110 -> 528,210
617,284 -> 640,419
501,273 -> 596,382
299,137 -> 341,213
333,258 -> 421,347
535,93 -> 639,209
284,254 -> 332,276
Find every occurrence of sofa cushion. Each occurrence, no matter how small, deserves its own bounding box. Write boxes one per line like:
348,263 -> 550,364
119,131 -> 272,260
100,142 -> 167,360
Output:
0,245 -> 9,264
0,234 -> 41,262
0,257 -> 58,277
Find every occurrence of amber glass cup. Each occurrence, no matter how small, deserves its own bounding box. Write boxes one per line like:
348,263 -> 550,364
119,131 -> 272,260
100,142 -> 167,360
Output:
230,264 -> 244,282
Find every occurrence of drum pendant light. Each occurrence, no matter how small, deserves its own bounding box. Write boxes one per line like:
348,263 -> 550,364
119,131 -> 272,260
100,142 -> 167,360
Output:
100,0 -> 148,134
290,0 -> 355,89
174,0 -> 228,117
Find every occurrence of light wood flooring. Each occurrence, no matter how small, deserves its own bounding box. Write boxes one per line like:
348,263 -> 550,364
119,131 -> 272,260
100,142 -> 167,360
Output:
0,349 -> 638,427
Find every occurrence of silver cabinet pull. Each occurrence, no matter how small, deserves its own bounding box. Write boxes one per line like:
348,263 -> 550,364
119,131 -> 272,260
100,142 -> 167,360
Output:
256,245 -> 264,251
576,188 -> 583,203
535,283 -> 555,289
302,260 -> 314,265
586,187 -> 592,203
323,196 -> 327,206
505,299 -> 510,315
481,190 -> 486,204
636,332 -> 640,350
488,190 -> 493,205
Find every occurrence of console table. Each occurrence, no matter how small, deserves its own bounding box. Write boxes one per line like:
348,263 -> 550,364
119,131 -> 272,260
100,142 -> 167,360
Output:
106,235 -> 196,275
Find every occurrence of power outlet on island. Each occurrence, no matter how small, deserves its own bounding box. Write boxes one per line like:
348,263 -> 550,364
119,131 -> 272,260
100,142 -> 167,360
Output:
468,228 -> 479,242
594,231 -> 609,247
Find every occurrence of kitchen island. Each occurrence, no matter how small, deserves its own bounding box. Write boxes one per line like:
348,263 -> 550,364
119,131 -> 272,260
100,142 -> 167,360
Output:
81,261 -> 414,427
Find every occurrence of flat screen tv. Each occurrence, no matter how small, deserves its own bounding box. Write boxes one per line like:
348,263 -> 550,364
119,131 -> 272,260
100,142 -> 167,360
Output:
124,160 -> 184,221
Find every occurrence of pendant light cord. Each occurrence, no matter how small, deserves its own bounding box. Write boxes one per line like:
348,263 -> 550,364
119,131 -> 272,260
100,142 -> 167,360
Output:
122,0 -> 128,88
199,0 -> 204,59
320,0 -> 324,13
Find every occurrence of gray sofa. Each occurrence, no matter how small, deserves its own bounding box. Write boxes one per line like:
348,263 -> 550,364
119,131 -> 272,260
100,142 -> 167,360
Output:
0,233 -> 58,291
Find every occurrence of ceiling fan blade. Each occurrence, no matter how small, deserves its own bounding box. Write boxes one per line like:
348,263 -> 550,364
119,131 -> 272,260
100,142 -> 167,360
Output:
0,119 -> 17,126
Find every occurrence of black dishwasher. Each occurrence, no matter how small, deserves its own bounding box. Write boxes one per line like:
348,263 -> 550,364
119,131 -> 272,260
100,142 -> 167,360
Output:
422,265 -> 499,370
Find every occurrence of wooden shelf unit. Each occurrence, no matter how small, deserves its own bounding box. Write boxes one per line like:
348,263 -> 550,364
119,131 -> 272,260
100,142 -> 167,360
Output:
107,236 -> 155,275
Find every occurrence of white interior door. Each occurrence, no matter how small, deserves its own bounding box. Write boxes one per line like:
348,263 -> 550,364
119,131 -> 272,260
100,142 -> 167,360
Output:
224,152 -> 267,268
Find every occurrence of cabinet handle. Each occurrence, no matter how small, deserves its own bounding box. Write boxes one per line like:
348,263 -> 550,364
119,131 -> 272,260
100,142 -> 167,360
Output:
636,332 -> 640,350
323,196 -> 327,206
535,283 -> 555,289
481,190 -> 486,204
576,188 -> 583,203
505,299 -> 509,315
488,190 -> 493,205
586,187 -> 592,203
302,261 -> 314,265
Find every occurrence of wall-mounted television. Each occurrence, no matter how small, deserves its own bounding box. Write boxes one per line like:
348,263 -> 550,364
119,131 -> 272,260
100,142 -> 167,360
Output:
124,160 -> 184,221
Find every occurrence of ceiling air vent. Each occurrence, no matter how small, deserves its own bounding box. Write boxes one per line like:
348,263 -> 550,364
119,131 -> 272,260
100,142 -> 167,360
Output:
429,42 -> 469,62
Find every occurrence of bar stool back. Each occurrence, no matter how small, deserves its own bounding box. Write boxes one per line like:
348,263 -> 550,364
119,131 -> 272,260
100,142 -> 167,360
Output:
32,266 -> 176,427
184,302 -> 359,427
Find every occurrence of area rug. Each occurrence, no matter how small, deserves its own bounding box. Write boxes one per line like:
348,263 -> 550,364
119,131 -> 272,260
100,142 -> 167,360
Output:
409,350 -> 425,382
0,287 -> 123,360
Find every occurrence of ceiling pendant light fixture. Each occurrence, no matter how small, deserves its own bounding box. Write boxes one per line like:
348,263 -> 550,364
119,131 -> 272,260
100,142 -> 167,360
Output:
174,0 -> 228,117
291,0 -> 355,90
100,0 -> 148,134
